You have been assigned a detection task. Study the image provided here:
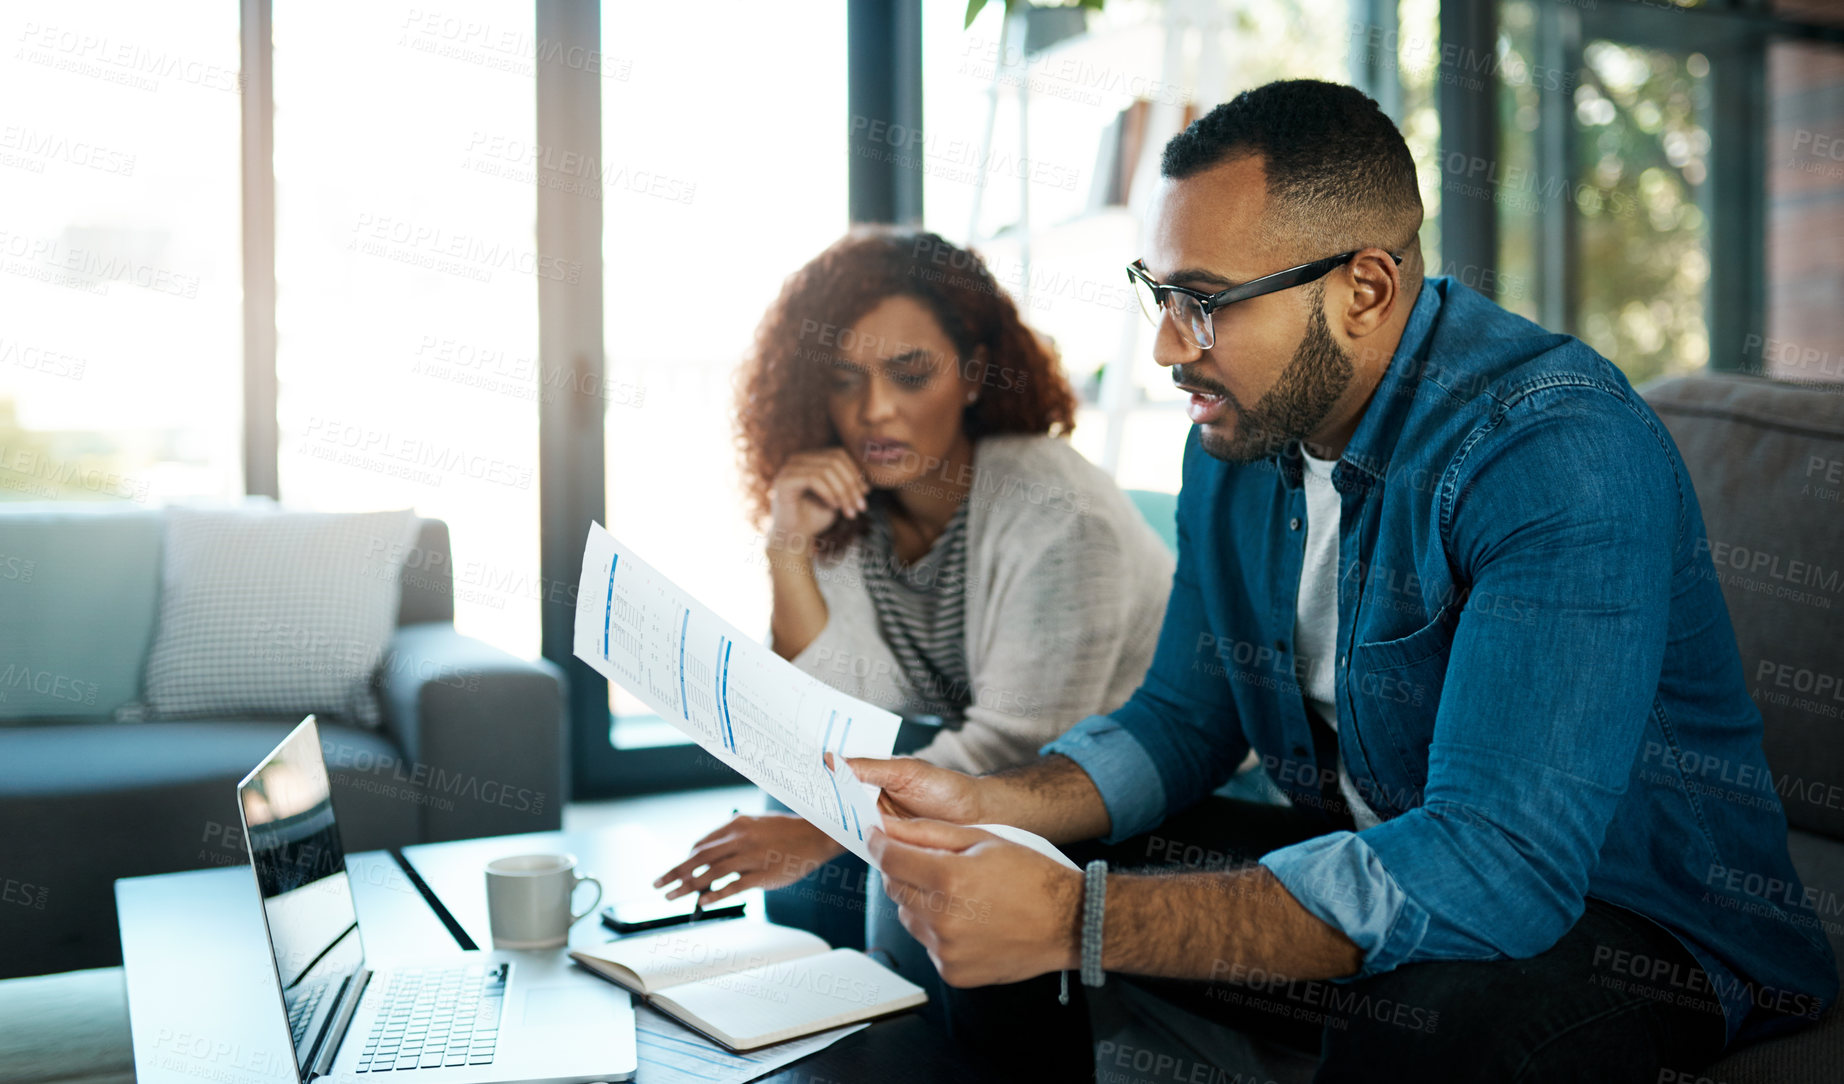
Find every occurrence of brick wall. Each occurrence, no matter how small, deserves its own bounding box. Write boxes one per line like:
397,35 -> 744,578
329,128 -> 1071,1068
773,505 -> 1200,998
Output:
1764,35 -> 1844,383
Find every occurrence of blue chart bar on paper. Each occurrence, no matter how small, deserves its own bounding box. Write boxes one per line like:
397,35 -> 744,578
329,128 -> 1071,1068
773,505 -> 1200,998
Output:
719,638 -> 736,752
714,636 -> 728,752
602,554 -> 619,659
841,717 -> 861,839
676,608 -> 689,720
820,711 -> 855,838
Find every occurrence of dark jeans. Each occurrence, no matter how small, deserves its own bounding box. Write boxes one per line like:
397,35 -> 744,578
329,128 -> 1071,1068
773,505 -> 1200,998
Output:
942,797 -> 1730,1083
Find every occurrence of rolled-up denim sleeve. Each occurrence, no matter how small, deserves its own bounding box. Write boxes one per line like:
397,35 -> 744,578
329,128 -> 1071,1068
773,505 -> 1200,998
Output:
1039,432 -> 1251,843
1268,387 -> 1679,976
1041,714 -> 1169,845
1260,831 -> 1433,978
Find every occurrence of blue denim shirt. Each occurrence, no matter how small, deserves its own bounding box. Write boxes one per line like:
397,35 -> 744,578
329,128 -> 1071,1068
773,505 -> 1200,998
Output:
1044,277 -> 1838,1044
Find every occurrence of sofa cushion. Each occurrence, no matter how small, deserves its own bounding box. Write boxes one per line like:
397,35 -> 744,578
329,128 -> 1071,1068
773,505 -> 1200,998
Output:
0,720 -> 420,978
1784,829 -> 1844,976
397,518 -> 455,627
1643,375 -> 1844,840
141,507 -> 418,727
0,504 -> 162,724
1699,830 -> 1844,1082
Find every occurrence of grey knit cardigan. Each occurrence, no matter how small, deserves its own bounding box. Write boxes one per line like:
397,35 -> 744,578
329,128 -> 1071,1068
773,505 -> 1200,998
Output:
782,433 -> 1174,775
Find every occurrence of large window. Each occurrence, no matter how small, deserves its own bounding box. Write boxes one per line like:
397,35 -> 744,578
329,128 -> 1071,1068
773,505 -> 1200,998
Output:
1565,38 -> 1711,384
0,1 -> 242,504
273,1 -> 540,659
1487,0 -> 1843,387
1397,0 -> 1443,270
1494,2 -> 1714,385
599,3 -> 849,747
920,0 -> 1351,493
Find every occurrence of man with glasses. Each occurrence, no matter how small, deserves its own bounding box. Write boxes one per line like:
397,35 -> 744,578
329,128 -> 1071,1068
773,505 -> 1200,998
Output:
845,79 -> 1836,1080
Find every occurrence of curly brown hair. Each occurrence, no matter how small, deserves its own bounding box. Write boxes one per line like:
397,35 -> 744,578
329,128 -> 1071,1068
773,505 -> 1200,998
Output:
735,227 -> 1078,555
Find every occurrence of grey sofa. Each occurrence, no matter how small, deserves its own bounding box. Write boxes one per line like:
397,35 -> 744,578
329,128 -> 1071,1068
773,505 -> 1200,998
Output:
1645,374 -> 1844,1080
0,507 -> 567,980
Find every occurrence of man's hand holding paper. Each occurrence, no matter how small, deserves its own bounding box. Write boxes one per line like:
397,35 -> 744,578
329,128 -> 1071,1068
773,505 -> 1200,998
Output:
839,753 -> 984,825
866,815 -> 1084,988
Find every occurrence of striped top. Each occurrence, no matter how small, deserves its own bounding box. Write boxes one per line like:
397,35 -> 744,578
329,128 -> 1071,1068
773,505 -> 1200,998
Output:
858,497 -> 974,725
783,434 -> 1174,775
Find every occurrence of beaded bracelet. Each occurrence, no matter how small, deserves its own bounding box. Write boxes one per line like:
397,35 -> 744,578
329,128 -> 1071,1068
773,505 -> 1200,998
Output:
1081,859 -> 1108,987
1058,859 -> 1110,1005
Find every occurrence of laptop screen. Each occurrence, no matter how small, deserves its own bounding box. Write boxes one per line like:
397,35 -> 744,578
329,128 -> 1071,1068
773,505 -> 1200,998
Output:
237,716 -> 366,1077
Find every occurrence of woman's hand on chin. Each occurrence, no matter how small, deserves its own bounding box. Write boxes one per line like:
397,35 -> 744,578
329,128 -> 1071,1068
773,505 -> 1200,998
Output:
767,448 -> 870,553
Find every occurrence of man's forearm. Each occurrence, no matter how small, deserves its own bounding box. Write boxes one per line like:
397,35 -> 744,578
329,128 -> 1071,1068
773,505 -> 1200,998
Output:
1101,866 -> 1362,982
977,754 -> 1112,844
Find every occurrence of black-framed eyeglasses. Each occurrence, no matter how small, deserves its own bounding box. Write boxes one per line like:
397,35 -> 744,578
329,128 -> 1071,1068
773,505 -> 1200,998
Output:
1127,250 -> 1403,350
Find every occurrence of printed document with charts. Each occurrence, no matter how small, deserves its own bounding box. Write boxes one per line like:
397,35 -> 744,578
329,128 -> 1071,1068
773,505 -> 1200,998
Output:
571,522 -> 1082,873
571,524 -> 1082,1048
573,522 -> 895,863
572,523 -> 925,1049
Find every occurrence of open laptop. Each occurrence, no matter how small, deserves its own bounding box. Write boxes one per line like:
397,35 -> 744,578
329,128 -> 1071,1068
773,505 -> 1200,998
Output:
237,715 -> 636,1083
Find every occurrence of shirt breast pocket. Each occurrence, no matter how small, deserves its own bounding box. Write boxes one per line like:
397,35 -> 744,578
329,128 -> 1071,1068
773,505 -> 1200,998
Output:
1347,601 -> 1460,801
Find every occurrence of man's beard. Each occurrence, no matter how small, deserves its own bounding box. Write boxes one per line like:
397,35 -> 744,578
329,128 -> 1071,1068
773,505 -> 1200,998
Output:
1187,287 -> 1354,464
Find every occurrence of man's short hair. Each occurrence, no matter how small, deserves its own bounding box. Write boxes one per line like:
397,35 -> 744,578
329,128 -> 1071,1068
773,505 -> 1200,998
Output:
1161,79 -> 1423,261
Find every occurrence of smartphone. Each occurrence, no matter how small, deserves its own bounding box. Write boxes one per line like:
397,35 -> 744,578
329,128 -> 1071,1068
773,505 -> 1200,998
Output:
600,895 -> 746,935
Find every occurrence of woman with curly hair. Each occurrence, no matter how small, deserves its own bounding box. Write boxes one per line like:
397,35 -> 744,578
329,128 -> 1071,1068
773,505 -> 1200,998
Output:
655,229 -> 1173,949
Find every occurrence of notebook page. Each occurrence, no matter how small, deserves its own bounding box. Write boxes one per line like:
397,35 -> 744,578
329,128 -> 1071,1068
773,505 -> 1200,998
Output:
656,948 -> 926,1050
573,921 -> 829,993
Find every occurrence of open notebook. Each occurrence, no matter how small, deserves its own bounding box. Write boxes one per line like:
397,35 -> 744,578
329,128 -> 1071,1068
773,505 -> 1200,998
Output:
571,920 -> 926,1051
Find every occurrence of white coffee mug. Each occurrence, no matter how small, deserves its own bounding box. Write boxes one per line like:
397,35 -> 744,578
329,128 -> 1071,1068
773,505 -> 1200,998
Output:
484,853 -> 603,949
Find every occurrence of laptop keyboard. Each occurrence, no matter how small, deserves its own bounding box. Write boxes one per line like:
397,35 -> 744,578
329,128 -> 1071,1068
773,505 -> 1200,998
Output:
355,962 -> 508,1073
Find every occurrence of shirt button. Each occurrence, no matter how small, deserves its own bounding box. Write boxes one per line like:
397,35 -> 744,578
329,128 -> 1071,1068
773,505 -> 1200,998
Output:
1292,746 -> 1308,757
1272,639 -> 1286,652
1289,517 -> 1302,531
1340,655 -> 1348,668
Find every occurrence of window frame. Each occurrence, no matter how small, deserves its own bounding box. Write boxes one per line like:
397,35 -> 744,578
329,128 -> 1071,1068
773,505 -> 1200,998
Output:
1461,0 -> 1843,373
